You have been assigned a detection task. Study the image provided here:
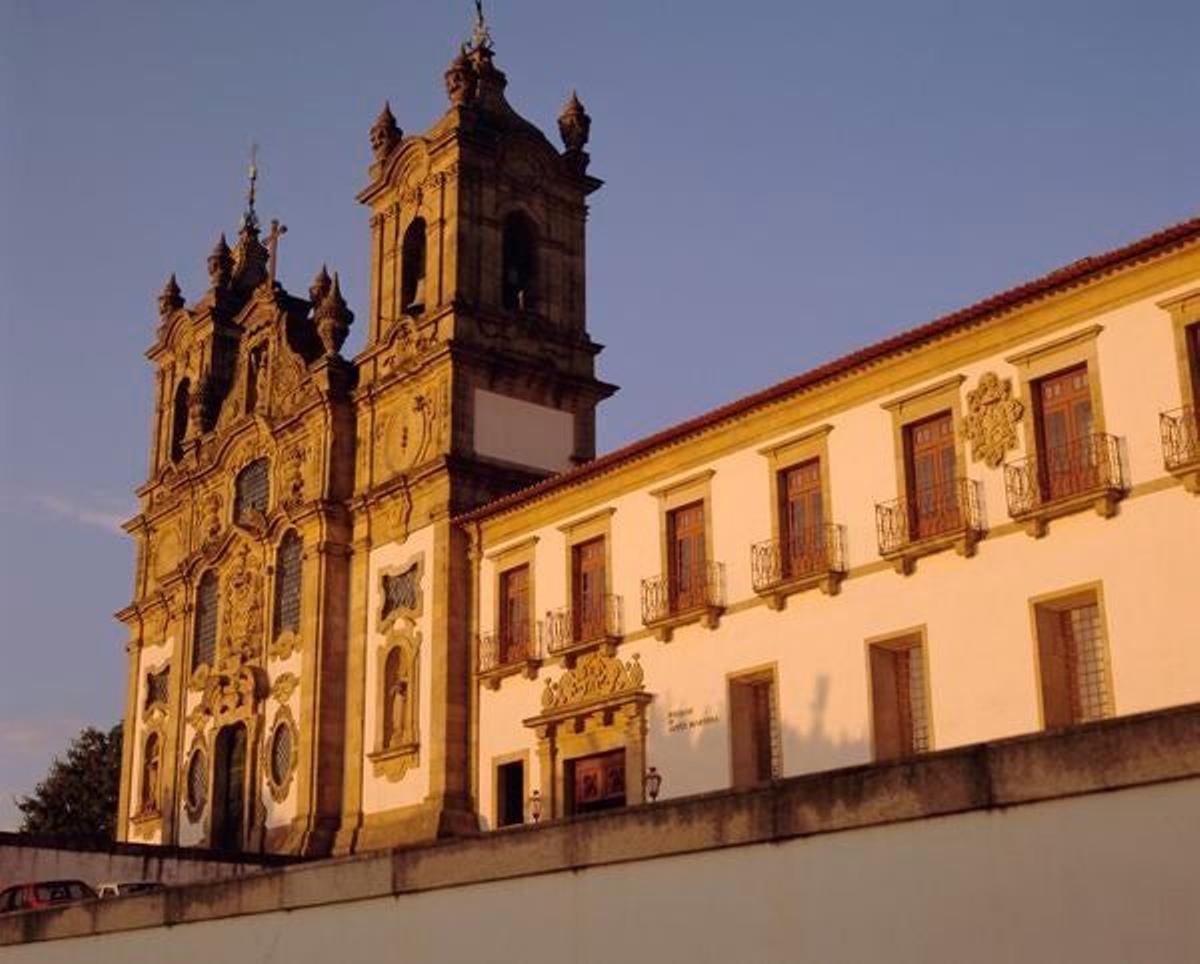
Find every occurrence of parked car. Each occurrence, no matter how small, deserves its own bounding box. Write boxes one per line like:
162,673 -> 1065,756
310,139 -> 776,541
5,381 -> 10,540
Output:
96,881 -> 164,899
0,880 -> 97,914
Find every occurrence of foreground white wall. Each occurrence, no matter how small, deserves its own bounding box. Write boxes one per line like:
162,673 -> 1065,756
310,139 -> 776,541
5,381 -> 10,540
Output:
7,775 -> 1199,964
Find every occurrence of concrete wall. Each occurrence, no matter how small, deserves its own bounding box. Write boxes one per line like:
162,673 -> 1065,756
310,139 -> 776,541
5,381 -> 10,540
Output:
0,835 -> 286,891
6,705 -> 1200,962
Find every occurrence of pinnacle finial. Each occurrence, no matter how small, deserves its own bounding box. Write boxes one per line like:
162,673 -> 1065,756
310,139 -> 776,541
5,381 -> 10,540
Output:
208,234 -> 233,289
158,272 -> 184,319
558,90 -> 592,170
369,101 -> 402,161
315,270 -> 354,356
240,142 -> 260,233
471,0 -> 492,52
309,263 -> 332,304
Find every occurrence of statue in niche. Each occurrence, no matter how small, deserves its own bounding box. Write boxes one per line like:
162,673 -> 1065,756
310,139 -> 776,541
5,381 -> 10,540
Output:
380,618 -> 420,754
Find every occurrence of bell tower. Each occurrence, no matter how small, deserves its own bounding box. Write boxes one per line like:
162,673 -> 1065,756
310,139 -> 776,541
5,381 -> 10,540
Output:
336,12 -> 616,850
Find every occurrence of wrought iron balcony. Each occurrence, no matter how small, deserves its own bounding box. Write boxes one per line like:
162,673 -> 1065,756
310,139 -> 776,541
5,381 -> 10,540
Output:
543,595 -> 624,665
478,625 -> 540,686
1004,433 -> 1124,532
751,524 -> 847,605
875,478 -> 985,572
1161,406 -> 1200,480
640,561 -> 725,640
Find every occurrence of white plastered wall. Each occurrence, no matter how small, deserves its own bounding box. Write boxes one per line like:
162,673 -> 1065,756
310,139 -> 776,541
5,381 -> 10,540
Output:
477,282 -> 1200,815
361,526 -> 435,815
472,389 -> 575,472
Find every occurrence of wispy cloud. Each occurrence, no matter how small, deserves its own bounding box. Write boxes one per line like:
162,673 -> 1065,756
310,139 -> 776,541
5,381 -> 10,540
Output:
28,493 -> 129,534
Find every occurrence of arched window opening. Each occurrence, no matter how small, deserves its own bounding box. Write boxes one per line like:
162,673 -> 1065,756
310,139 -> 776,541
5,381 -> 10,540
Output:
193,571 -> 218,671
273,530 -> 303,637
141,733 -> 161,814
502,213 -> 537,312
171,378 -> 190,463
401,218 -> 427,314
234,458 -> 270,523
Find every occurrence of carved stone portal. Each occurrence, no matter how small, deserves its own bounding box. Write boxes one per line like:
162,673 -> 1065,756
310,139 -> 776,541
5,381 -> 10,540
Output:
540,651 -> 644,712
963,371 -> 1024,468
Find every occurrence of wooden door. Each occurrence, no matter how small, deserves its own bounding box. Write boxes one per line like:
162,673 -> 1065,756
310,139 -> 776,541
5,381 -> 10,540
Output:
212,724 -> 247,851
500,565 -> 530,662
904,412 -> 958,539
569,749 -> 626,814
780,460 -> 824,577
1037,365 -> 1095,500
572,538 -> 607,641
668,502 -> 707,612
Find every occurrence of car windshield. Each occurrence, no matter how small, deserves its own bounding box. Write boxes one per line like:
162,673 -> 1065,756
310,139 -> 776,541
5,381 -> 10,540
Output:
33,882 -> 89,902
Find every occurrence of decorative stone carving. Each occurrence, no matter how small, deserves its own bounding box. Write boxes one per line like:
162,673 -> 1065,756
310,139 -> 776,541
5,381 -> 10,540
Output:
158,273 -> 184,320
271,672 -> 299,704
281,442 -> 308,510
964,372 -> 1025,468
269,630 -> 301,661
221,543 -> 265,662
199,491 -> 224,550
202,662 -> 266,720
369,101 -> 402,161
264,705 -> 299,803
540,652 -> 644,712
314,272 -> 354,357
445,49 -> 477,107
186,701 -> 211,734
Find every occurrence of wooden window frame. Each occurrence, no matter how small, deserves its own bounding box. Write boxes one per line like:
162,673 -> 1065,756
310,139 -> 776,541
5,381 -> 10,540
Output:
864,626 -> 934,763
755,425 -> 844,603
553,508 -> 619,663
1028,581 -> 1115,730
1005,325 -> 1122,532
481,537 -> 540,686
1157,290 -> 1200,491
727,664 -> 782,788
645,470 -> 722,640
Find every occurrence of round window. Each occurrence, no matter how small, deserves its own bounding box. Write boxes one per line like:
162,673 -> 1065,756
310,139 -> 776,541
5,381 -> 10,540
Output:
186,750 -> 207,813
270,723 -> 293,789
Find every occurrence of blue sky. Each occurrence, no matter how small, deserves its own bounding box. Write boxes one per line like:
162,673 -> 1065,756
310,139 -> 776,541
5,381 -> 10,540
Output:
1,0 -> 1197,830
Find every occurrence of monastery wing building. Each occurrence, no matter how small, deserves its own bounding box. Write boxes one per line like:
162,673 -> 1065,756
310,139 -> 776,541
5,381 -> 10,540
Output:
115,24 -> 1200,857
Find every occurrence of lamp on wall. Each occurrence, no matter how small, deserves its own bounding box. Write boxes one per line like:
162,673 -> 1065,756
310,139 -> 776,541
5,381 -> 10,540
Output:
644,766 -> 662,802
528,789 -> 542,823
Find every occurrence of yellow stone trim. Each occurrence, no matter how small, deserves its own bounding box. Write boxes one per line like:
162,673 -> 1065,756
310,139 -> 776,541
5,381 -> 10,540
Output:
647,468 -> 716,500
485,535 -> 540,564
1158,287 -> 1200,409
1004,324 -> 1104,366
880,374 -> 967,413
555,506 -> 617,536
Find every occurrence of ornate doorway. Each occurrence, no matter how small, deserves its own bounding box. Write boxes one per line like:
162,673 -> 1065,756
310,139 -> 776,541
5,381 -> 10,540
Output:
212,723 -> 248,851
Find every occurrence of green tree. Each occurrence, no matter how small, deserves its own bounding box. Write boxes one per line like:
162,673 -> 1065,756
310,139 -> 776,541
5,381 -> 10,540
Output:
16,723 -> 123,839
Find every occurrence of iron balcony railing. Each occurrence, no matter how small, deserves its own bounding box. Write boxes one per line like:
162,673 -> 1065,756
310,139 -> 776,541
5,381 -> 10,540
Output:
876,478 -> 984,556
478,624 -> 538,674
1161,406 -> 1200,471
543,595 -> 625,655
751,524 -> 846,593
1004,433 -> 1123,517
641,561 -> 726,626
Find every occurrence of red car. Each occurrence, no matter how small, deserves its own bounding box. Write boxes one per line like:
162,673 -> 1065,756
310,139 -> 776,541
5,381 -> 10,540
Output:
0,880 -> 97,913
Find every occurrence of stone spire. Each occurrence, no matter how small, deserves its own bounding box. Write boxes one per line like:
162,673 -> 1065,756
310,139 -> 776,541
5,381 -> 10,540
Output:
309,264 -> 332,305
369,101 -> 402,161
558,91 -> 592,174
158,273 -> 184,320
445,48 -> 477,107
314,272 -> 353,356
207,234 -> 233,291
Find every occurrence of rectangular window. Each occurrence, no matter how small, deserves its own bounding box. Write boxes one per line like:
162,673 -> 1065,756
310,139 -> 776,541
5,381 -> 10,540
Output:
1188,322 -> 1200,410
729,671 -> 780,787
1035,364 -> 1096,501
1035,591 -> 1112,727
869,636 -> 930,761
571,537 -> 607,641
779,459 -> 824,578
567,749 -> 626,815
499,565 -> 531,663
496,760 -> 525,828
903,411 -> 959,539
667,501 -> 706,612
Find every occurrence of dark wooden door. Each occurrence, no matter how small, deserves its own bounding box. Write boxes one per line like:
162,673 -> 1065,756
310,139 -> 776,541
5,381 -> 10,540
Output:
212,724 -> 247,851
1188,323 -> 1200,410
905,412 -> 958,538
572,538 -> 607,641
780,460 -> 824,577
1037,365 -> 1095,500
500,565 -> 530,662
668,502 -> 706,612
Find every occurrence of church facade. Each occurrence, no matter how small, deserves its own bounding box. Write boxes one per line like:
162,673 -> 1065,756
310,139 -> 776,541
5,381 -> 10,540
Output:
115,22 -> 1200,855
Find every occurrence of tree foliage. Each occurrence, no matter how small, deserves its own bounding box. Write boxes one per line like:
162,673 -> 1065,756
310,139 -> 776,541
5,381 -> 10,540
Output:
16,723 -> 123,839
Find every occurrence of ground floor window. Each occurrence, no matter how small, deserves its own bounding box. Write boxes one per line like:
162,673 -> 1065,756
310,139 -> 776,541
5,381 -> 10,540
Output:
729,669 -> 780,786
1034,589 -> 1113,727
869,634 -> 931,761
496,759 -> 525,828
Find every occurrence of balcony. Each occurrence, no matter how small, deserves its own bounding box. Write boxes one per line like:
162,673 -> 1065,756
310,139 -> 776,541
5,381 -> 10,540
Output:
751,524 -> 847,608
640,561 -> 726,641
477,626 -> 541,690
1004,433 -> 1125,536
875,478 -> 985,574
1161,406 -> 1200,493
543,595 -> 625,667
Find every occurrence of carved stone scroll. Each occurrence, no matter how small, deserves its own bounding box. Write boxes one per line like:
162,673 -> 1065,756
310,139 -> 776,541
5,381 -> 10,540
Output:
964,372 -> 1024,468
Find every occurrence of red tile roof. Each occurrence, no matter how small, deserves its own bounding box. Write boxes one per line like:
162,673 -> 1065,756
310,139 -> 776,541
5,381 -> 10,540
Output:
457,214 -> 1200,524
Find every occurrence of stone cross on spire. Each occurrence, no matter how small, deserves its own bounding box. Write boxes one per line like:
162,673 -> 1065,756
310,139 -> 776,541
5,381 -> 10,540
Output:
266,219 -> 288,289
241,142 -> 260,232
470,0 -> 493,51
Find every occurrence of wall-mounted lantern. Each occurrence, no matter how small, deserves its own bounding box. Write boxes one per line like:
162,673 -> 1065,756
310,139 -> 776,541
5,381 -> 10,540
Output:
529,788 -> 543,823
644,766 -> 662,802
